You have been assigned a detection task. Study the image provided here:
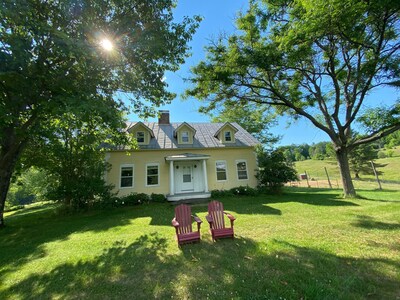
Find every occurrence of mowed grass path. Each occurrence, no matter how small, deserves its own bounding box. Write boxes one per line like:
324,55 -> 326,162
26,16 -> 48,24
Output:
1,188 -> 400,299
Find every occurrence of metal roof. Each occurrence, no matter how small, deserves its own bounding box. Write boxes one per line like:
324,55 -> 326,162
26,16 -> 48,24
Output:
124,122 -> 260,150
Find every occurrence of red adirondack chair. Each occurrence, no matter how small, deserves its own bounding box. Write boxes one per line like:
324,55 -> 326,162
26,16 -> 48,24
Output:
172,204 -> 202,246
206,200 -> 236,241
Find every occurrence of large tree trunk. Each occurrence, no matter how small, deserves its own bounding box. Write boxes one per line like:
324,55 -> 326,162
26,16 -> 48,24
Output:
335,147 -> 356,197
0,133 -> 26,228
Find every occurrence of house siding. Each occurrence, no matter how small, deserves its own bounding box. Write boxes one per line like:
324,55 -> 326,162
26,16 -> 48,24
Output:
106,147 -> 258,197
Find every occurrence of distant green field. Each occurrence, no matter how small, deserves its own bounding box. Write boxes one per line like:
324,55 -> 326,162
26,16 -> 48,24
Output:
294,146 -> 400,190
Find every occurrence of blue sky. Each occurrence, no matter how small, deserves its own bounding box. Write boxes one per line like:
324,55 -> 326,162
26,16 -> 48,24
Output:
129,0 -> 398,146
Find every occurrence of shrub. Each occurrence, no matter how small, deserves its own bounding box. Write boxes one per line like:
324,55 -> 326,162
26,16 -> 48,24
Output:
256,148 -> 298,193
119,193 -> 150,206
150,193 -> 166,203
230,186 -> 258,196
211,189 -> 234,198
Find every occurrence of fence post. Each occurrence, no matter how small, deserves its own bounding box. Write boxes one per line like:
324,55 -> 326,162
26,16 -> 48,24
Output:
305,170 -> 310,188
324,167 -> 333,189
370,161 -> 382,190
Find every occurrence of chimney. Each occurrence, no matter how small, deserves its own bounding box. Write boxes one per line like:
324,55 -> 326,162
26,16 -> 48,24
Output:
158,110 -> 170,125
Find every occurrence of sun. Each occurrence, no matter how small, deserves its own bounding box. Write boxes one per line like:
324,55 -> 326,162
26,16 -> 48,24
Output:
100,38 -> 113,51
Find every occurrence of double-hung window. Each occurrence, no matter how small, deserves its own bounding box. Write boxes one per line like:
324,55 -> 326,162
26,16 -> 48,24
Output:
181,131 -> 189,143
224,131 -> 232,142
236,160 -> 248,180
146,164 -> 159,186
120,165 -> 134,188
136,131 -> 145,143
216,161 -> 227,181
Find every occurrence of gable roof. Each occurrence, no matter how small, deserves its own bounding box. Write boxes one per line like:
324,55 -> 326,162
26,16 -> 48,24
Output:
173,122 -> 196,138
121,122 -> 259,150
127,121 -> 155,138
213,122 -> 239,138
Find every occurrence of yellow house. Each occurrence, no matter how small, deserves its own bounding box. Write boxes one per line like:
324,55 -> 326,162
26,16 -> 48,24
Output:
105,111 -> 260,201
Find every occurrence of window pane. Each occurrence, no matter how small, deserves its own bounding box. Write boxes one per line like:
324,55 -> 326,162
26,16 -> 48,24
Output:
121,168 -> 133,177
217,172 -> 227,181
216,161 -> 227,181
121,166 -> 133,187
137,132 -> 145,143
182,131 -> 189,142
147,175 -> 158,185
237,162 -> 248,179
147,166 -> 158,175
224,131 -> 231,141
183,174 -> 191,182
121,177 -> 133,187
146,165 -> 159,186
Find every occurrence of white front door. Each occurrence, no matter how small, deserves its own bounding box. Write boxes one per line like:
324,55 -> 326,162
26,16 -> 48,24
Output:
174,163 -> 196,193
180,164 -> 194,192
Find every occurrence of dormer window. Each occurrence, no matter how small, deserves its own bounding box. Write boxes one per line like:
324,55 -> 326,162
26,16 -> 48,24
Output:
136,131 -> 145,143
224,131 -> 232,142
181,131 -> 189,143
214,122 -> 238,144
174,123 -> 196,145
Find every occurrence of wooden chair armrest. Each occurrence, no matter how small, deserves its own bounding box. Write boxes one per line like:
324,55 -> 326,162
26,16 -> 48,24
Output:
171,218 -> 179,227
205,214 -> 213,224
192,215 -> 202,224
224,212 -> 236,221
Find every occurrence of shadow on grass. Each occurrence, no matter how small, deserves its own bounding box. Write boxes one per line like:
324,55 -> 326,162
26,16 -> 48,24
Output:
0,202 -> 175,283
353,215 -> 400,230
1,234 -> 398,299
252,189 -> 358,207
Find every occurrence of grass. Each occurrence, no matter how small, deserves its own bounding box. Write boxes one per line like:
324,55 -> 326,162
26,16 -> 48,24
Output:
294,147 -> 400,190
1,188 -> 400,299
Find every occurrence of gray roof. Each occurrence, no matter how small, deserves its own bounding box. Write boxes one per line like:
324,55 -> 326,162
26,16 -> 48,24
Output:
125,122 -> 260,150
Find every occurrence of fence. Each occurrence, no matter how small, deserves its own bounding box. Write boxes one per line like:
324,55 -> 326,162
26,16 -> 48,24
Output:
287,166 -> 400,191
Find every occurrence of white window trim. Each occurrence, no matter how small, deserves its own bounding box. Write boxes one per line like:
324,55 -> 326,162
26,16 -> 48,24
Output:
145,163 -> 160,187
120,164 -> 134,189
215,160 -> 228,182
235,160 -> 249,181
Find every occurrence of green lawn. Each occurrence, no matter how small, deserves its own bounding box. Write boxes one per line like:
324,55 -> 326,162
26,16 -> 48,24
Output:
294,148 -> 400,190
1,189 -> 400,299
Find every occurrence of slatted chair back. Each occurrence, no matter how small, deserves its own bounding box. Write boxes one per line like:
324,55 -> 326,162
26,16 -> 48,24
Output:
175,204 -> 193,235
208,200 -> 225,230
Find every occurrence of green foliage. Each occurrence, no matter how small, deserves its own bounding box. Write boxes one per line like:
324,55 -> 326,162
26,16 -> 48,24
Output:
256,149 -> 298,193
186,0 -> 400,197
211,186 -> 258,198
6,168 -> 54,208
0,0 -> 200,225
348,141 -> 378,179
229,186 -> 258,196
150,193 -> 167,203
118,193 -> 150,206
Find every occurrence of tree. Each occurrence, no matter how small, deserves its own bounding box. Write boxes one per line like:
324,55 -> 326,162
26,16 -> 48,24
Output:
256,148 -> 298,193
208,102 -> 279,146
186,0 -> 400,197
348,138 -> 378,179
0,0 -> 200,226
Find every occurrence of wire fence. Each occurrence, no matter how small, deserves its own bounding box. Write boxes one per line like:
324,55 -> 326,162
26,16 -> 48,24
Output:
286,167 -> 400,191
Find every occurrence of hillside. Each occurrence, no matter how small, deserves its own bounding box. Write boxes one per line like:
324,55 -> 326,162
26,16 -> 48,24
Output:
294,146 -> 400,190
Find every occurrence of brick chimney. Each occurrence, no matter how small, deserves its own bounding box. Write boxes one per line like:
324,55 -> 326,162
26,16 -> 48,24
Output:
158,110 -> 170,125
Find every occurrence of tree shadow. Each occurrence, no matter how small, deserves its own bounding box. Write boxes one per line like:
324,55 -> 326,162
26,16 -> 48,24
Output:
0,202 -> 175,282
264,191 -> 359,207
2,234 -> 398,299
353,215 -> 400,230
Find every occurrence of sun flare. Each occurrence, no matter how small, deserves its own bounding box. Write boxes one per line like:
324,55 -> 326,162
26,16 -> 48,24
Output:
100,38 -> 113,51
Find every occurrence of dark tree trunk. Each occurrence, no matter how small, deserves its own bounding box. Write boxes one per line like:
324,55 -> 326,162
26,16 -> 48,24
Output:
0,132 -> 26,228
335,147 -> 356,197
